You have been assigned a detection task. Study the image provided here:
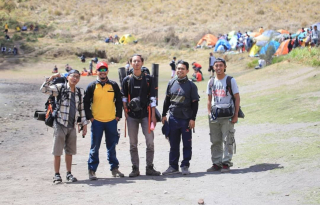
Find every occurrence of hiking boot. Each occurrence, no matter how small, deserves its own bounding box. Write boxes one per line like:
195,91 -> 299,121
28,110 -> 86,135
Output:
207,164 -> 221,172
181,166 -> 190,175
129,165 -> 140,177
66,172 -> 78,182
162,166 -> 180,175
53,173 -> 62,183
111,168 -> 124,178
146,164 -> 161,176
221,164 -> 230,173
88,169 -> 97,180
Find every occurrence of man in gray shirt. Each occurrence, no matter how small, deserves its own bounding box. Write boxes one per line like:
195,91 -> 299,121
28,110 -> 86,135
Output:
206,58 -> 240,173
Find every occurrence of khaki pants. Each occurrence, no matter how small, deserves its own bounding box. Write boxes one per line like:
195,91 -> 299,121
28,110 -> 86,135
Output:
52,121 -> 77,156
127,116 -> 154,168
209,118 -> 235,167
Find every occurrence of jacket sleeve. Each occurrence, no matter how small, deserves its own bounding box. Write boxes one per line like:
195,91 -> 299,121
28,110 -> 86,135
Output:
84,83 -> 94,120
113,82 -> 123,118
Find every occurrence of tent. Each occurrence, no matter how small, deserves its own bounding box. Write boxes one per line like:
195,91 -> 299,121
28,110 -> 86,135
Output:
274,39 -> 291,56
249,44 -> 261,57
196,34 -> 218,47
259,40 -> 280,55
255,30 -> 281,42
228,31 -> 236,40
228,35 -> 238,49
214,39 -> 231,52
247,32 -> 261,37
277,29 -> 290,34
119,34 -> 137,44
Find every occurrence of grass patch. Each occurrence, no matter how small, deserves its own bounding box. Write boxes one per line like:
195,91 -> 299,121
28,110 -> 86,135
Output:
247,59 -> 258,68
238,127 -> 320,171
281,47 -> 320,67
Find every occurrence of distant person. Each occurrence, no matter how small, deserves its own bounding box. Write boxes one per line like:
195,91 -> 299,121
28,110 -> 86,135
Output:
8,47 -> 12,54
5,34 -> 10,40
191,68 -> 202,82
80,54 -> 86,63
161,60 -> 199,175
40,70 -> 88,183
16,26 -> 21,32
206,58 -> 240,173
301,28 -> 305,33
114,35 -> 119,43
29,24 -> 34,31
52,65 -> 58,73
4,23 -> 8,34
259,26 -> 264,34
13,46 -> 18,55
65,64 -> 72,72
236,30 -> 242,39
192,62 -> 203,80
169,56 -> 176,78
246,35 -> 253,51
208,52 -> 216,76
125,61 -> 130,75
21,25 -> 27,31
288,38 -> 293,53
236,40 -> 244,53
1,46 -> 6,54
83,67 -> 87,72
311,25 -> 319,47
293,36 -> 300,49
34,25 -> 39,31
89,59 -> 94,75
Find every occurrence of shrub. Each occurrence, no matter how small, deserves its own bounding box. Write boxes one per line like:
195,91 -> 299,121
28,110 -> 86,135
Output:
12,34 -> 23,41
54,10 -> 62,16
247,59 -> 258,68
256,9 -> 265,15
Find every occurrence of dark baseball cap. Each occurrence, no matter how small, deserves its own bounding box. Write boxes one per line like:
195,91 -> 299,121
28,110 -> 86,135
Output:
213,58 -> 226,66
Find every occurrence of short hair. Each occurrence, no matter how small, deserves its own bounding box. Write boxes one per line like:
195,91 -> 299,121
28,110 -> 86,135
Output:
173,56 -> 176,59
177,60 -> 189,70
130,54 -> 144,63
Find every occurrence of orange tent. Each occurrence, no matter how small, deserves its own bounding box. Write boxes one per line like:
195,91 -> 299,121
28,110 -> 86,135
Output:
197,34 -> 218,47
274,39 -> 291,56
277,29 -> 290,34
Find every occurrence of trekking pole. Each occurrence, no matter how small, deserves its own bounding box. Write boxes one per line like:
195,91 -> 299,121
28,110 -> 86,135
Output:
124,117 -> 127,138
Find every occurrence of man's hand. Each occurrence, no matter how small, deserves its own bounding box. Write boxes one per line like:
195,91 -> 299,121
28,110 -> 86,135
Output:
189,120 -> 195,129
82,125 -> 87,136
152,116 -> 157,128
116,117 -> 120,121
90,118 -> 94,123
231,114 -> 238,124
162,116 -> 167,124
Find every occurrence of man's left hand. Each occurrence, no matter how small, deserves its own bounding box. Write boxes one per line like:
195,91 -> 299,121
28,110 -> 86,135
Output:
82,125 -> 87,136
231,115 -> 238,124
152,116 -> 157,128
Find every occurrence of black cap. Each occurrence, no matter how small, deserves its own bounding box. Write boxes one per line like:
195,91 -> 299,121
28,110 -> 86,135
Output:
68,69 -> 81,76
213,58 -> 226,66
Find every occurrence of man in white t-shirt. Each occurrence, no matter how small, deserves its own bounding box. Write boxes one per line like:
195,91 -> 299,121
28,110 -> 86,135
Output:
206,58 -> 240,173
208,52 -> 216,76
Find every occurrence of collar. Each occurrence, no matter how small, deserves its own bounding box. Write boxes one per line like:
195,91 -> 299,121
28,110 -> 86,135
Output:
96,77 -> 109,85
177,76 -> 188,83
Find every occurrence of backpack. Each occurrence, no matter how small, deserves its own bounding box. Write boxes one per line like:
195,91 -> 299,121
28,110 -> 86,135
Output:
44,77 -> 82,127
209,76 -> 244,118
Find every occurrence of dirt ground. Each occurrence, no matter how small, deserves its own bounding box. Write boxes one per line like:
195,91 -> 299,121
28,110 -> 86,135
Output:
0,65 -> 319,205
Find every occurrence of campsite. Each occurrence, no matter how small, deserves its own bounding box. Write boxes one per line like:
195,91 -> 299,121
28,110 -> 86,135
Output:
0,0 -> 320,204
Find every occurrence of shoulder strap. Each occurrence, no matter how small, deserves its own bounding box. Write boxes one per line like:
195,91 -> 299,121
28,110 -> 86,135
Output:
226,76 -> 235,103
76,87 -> 82,111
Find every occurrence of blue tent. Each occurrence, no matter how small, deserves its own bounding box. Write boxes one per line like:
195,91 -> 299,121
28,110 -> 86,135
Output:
214,39 -> 231,52
259,40 -> 280,55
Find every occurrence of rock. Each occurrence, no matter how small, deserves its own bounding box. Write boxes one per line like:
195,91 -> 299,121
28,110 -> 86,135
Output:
198,199 -> 204,204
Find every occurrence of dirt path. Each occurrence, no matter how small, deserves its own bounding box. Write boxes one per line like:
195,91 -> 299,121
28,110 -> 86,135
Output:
0,65 -> 319,205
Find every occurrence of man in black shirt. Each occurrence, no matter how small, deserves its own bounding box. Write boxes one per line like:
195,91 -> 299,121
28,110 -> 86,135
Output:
169,56 -> 176,78
161,60 -> 199,175
121,54 -> 160,177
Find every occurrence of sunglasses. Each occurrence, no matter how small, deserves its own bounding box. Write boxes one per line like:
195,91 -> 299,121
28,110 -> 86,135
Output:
98,68 -> 108,72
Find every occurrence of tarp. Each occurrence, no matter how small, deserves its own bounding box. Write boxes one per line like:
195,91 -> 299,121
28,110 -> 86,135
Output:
255,30 -> 281,42
277,29 -> 290,34
119,34 -> 137,44
259,40 -> 280,55
196,34 -> 218,47
247,32 -> 261,37
214,39 -> 231,52
274,39 -> 291,56
249,44 -> 261,57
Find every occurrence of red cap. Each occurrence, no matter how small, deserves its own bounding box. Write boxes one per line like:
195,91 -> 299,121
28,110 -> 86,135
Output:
96,61 -> 108,70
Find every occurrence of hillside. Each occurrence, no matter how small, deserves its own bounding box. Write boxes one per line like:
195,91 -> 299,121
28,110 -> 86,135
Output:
0,0 -> 319,63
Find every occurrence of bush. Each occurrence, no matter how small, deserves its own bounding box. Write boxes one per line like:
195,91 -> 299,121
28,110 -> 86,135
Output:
247,59 -> 258,68
12,34 -> 23,41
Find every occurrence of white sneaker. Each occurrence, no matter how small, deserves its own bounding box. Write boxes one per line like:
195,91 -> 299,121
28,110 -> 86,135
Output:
181,166 -> 190,175
88,170 -> 97,180
162,166 -> 180,175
